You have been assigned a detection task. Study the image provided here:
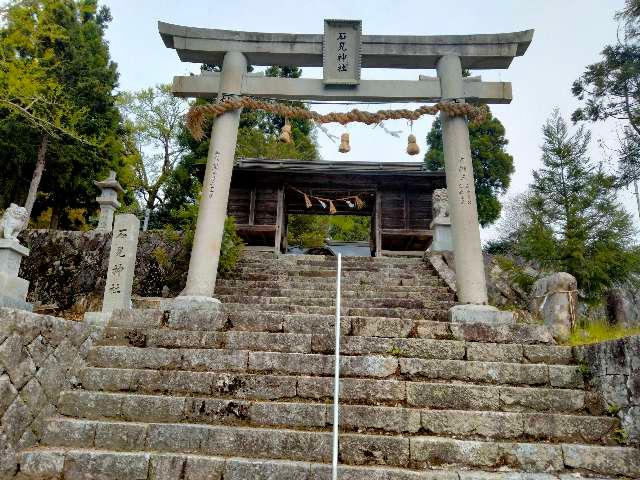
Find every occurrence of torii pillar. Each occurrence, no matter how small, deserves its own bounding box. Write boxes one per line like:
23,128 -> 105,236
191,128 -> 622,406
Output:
178,51 -> 247,307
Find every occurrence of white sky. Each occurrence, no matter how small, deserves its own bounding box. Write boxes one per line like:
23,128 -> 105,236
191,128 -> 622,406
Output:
102,0 -> 638,240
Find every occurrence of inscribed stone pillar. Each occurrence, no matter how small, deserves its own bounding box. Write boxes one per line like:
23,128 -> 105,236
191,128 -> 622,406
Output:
178,51 -> 247,306
94,171 -> 124,232
102,214 -> 140,312
436,55 -> 488,305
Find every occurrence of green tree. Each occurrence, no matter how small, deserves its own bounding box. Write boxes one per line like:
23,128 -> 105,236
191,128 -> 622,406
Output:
0,0 -> 125,227
118,84 -> 187,218
572,0 -> 640,185
503,111 -> 640,303
424,107 -> 514,226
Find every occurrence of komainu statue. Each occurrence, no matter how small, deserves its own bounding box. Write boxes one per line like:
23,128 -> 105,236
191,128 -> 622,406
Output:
432,188 -> 449,222
0,203 -> 28,240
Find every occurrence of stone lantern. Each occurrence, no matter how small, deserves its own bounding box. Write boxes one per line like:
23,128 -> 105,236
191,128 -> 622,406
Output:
94,171 -> 124,232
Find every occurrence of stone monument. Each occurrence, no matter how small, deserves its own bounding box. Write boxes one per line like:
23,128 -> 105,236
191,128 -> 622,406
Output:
0,203 -> 32,311
94,171 -> 124,232
85,213 -> 140,325
430,188 -> 453,252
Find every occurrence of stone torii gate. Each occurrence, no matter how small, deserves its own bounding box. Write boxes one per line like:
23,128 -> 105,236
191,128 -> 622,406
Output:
159,20 -> 533,314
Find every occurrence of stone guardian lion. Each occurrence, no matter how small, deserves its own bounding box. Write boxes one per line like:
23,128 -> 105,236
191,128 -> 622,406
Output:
0,203 -> 28,240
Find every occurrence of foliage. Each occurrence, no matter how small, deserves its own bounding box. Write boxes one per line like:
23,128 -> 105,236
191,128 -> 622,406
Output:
493,255 -> 537,294
287,215 -> 371,248
499,111 -> 640,304
424,107 -> 514,226
0,0 -> 128,227
118,84 -> 187,213
218,216 -> 244,275
565,319 -> 640,346
572,1 -> 640,186
613,428 -> 630,445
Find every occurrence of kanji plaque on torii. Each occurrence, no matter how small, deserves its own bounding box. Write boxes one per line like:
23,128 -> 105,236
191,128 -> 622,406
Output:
323,19 -> 362,85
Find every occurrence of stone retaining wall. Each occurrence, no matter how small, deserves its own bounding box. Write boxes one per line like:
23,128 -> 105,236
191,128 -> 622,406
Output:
575,335 -> 640,445
0,308 -> 104,477
19,230 -> 190,318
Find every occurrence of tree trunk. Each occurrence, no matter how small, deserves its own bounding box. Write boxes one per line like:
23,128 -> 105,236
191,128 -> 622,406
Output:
24,134 -> 49,219
49,205 -> 60,230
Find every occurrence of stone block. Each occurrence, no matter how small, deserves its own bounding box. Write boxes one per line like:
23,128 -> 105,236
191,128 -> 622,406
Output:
0,375 -> 17,415
149,453 -> 225,480
224,458 -> 309,480
562,444 -> 640,478
109,309 -> 164,329
94,421 -> 147,450
529,272 -> 577,341
0,240 -> 28,277
249,401 -> 327,428
421,410 -> 524,439
102,214 -> 140,313
350,317 -> 413,338
466,342 -> 523,363
167,309 -> 227,331
339,433 -> 410,466
548,365 -> 583,388
1,397 -> 32,446
63,450 -> 150,479
410,437 -> 564,471
226,331 -> 312,353
499,386 -> 584,413
297,377 -> 405,403
523,345 -> 574,365
449,304 -> 515,324
42,419 -> 94,448
337,405 -> 420,433
523,413 -> 618,443
406,382 -> 499,410
19,450 -> 64,478
182,349 -> 248,372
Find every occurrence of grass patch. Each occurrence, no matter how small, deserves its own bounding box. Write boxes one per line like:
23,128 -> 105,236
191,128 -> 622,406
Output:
565,319 -> 640,346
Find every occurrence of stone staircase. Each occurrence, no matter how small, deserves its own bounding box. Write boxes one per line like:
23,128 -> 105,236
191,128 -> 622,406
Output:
18,253 -> 640,479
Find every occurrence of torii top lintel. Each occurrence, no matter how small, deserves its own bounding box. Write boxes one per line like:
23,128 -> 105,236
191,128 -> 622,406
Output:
158,21 -> 533,70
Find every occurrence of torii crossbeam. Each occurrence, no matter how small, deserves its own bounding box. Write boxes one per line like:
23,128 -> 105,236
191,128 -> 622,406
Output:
159,20 -> 533,316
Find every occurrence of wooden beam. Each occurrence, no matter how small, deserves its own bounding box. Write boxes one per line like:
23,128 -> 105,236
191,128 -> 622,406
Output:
159,22 -> 534,70
248,188 -> 256,226
172,75 -> 512,104
274,185 -> 285,256
375,191 -> 382,258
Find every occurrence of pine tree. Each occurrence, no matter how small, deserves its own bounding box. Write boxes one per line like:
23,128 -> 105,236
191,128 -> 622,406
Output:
508,110 -> 640,303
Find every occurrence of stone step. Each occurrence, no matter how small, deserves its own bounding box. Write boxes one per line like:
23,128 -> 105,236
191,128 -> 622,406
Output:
38,418 -> 640,476
101,328 -> 574,364
217,279 -> 444,291
58,390 -> 620,444
218,294 -> 456,310
224,303 -> 451,321
80,368 -> 591,413
22,448 -> 623,480
224,271 -> 442,285
230,263 -> 433,274
86,346 -> 583,387
215,286 -> 454,300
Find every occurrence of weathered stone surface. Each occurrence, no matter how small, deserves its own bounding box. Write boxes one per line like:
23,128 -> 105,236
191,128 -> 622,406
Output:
340,434 -> 409,466
63,450 -> 150,479
466,342 -> 523,363
337,405 -> 421,433
350,317 -> 413,338
297,377 -> 405,403
406,382 -> 499,410
576,335 -> 640,444
499,386 -> 584,413
421,410 -> 524,439
562,444 -> 640,477
529,272 -> 577,341
19,450 -> 64,477
400,359 -> 549,386
410,437 -> 564,471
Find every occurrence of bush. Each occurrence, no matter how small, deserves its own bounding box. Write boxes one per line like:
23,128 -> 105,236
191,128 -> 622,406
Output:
566,319 -> 640,345
218,217 -> 244,275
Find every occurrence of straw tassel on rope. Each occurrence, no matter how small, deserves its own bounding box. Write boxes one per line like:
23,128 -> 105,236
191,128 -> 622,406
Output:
406,134 -> 420,155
